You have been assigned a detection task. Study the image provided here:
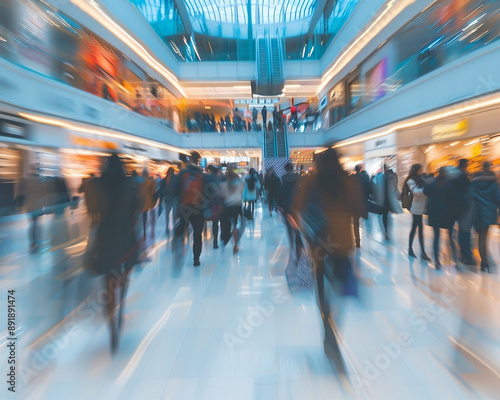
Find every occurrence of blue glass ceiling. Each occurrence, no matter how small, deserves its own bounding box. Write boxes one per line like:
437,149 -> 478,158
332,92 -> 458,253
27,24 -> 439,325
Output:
130,0 -> 359,61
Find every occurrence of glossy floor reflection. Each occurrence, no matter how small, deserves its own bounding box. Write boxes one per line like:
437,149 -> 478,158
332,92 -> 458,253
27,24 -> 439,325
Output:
1,206 -> 500,399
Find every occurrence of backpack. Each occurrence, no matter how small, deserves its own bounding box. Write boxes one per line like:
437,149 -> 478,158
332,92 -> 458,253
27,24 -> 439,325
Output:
401,183 -> 413,210
181,171 -> 203,205
247,175 -> 256,191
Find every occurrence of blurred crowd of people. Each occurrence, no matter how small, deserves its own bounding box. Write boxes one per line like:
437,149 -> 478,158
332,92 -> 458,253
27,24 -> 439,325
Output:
183,104 -> 321,133
14,149 -> 500,379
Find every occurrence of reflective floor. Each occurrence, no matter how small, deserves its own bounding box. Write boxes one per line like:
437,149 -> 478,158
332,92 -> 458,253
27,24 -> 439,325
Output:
1,205 -> 500,399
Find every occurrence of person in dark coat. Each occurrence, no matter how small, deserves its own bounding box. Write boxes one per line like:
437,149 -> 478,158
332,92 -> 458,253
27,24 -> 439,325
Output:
423,167 -> 458,270
261,105 -> 268,130
353,164 -> 371,248
264,167 -> 281,217
276,162 -> 299,246
471,162 -> 500,272
293,148 -> 363,376
92,154 -> 140,352
453,159 -> 475,265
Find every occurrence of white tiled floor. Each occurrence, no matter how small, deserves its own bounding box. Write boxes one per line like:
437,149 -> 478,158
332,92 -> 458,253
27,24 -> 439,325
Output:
1,205 -> 500,399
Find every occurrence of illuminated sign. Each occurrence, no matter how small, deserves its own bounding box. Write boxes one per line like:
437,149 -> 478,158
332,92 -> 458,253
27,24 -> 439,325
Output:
432,119 -> 468,141
71,135 -> 119,150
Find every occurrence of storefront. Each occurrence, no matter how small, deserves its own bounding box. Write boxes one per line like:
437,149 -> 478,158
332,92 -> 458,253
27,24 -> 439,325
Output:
396,107 -> 500,179
364,132 -> 397,177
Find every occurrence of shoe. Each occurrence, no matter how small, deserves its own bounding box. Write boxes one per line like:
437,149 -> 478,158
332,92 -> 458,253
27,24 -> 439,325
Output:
385,234 -> 390,241
421,252 -> 431,262
355,242 -> 360,248
408,249 -> 417,258
193,259 -> 201,267
233,245 -> 239,254
481,263 -> 490,273
213,243 -> 219,249
435,261 -> 442,270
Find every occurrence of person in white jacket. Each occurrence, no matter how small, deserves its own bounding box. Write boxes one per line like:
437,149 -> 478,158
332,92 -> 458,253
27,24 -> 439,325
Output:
403,164 -> 431,261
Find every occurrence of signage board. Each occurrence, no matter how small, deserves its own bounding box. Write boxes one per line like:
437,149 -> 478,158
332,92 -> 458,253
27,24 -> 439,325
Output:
432,119 -> 468,141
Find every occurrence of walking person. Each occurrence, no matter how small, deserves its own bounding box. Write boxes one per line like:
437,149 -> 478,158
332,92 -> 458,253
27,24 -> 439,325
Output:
91,154 -> 140,352
264,167 -> 281,217
352,164 -> 371,248
139,169 -> 157,240
294,148 -> 363,376
470,162 -> 500,272
159,168 -> 176,235
402,164 -> 431,261
243,168 -> 260,219
207,165 -> 223,249
220,167 -> 245,254
261,105 -> 268,131
453,159 -> 475,265
371,165 -> 402,240
424,167 -> 458,270
277,162 -> 299,247
171,151 -> 214,266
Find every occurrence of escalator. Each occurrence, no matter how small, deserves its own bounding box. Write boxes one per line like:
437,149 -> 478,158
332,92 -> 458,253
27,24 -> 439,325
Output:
263,126 -> 275,158
275,124 -> 288,158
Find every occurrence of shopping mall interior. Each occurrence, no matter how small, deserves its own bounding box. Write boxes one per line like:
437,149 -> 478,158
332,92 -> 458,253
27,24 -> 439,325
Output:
1,0 -> 500,399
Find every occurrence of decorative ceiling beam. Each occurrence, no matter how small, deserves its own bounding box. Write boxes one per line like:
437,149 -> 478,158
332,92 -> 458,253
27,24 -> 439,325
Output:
173,0 -> 194,36
307,0 -> 333,36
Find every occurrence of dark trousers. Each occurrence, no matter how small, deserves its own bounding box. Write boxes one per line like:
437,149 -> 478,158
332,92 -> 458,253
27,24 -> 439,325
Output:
212,219 -> 219,247
353,217 -> 360,246
433,226 -> 457,264
315,255 -> 347,374
30,213 -> 41,248
409,214 -> 425,252
458,227 -> 473,261
382,210 -> 389,236
268,193 -> 276,213
179,205 -> 205,261
477,226 -> 489,267
220,205 -> 242,245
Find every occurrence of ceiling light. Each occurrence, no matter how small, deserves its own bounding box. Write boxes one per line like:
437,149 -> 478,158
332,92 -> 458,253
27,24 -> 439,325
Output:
449,141 -> 461,146
19,112 -> 190,155
205,106 -> 211,110
332,94 -> 500,149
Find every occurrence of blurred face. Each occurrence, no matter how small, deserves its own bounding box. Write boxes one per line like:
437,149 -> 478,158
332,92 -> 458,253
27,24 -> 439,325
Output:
417,167 -> 423,176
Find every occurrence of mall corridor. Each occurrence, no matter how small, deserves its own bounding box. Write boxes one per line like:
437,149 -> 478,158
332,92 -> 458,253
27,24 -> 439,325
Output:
1,205 -> 500,400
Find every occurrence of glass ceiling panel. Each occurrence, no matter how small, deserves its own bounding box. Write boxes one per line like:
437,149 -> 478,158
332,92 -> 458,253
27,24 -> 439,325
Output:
131,0 -> 359,61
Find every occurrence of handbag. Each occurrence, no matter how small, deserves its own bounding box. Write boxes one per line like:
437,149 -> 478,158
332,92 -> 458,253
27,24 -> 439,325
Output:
401,184 -> 413,210
300,187 -> 328,246
243,204 -> 252,220
295,234 -> 313,291
367,199 -> 384,215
